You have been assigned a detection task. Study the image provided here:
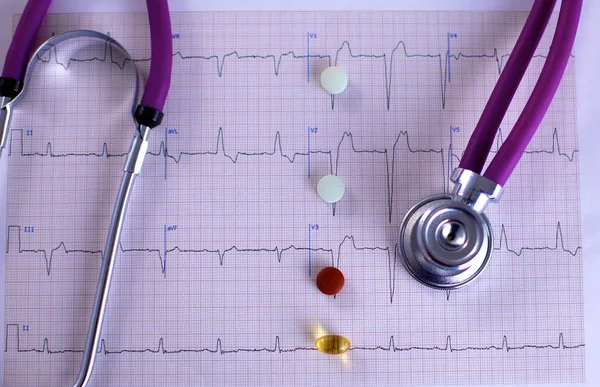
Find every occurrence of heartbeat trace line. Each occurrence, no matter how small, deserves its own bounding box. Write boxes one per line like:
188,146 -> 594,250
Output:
33,35 -> 558,110
9,126 -> 578,162
8,127 -> 579,221
5,223 -> 581,303
3,324 -> 584,355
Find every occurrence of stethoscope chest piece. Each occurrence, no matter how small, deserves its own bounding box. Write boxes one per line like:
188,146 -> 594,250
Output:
398,194 -> 493,289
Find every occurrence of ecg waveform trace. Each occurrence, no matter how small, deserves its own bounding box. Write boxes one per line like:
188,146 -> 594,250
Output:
3,11 -> 584,387
9,126 -> 580,162
4,324 -> 584,355
5,222 -> 582,306
31,29 -> 555,110
8,126 -> 579,221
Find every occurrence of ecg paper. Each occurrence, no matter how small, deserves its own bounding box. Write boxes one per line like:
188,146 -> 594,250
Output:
2,10 -> 584,386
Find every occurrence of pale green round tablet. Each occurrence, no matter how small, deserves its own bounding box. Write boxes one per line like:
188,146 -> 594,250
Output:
320,66 -> 348,95
317,175 -> 345,203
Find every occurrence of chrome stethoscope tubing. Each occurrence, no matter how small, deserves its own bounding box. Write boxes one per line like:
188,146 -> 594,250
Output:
0,1 -> 173,385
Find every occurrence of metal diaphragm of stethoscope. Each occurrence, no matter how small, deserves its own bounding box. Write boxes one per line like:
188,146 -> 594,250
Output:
0,0 -> 173,386
398,0 -> 582,290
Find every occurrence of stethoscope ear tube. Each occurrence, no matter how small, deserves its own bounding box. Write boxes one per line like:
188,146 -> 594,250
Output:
5,30 -> 141,109
140,0 -> 173,113
0,30 -> 144,387
0,26 -> 167,386
1,0 -> 53,83
0,30 -> 141,161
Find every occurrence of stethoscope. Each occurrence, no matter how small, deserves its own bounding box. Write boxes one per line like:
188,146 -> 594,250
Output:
399,0 -> 581,289
0,0 -> 172,386
0,0 -> 583,385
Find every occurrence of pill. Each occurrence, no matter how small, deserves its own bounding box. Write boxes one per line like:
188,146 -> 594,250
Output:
316,266 -> 345,295
320,66 -> 348,94
316,334 -> 351,355
317,175 -> 345,204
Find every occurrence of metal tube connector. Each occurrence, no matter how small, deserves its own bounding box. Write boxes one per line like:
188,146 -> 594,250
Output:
450,168 -> 503,213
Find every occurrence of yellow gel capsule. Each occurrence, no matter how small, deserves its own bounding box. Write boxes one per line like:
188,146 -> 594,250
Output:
315,334 -> 351,355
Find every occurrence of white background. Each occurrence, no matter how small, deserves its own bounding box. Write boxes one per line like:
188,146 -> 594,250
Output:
0,1 -> 598,386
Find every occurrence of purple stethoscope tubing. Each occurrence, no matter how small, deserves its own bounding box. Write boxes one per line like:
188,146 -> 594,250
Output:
460,0 -> 583,186
2,0 -> 172,112
458,0 -> 556,176
398,1 -> 583,292
2,0 -> 52,81
142,0 -> 173,111
1,1 -> 173,386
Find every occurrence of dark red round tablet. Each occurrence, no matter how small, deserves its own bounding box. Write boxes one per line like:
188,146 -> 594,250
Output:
316,267 -> 345,295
